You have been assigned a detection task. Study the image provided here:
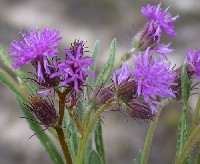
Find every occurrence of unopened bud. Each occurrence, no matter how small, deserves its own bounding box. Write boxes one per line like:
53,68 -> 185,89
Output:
25,96 -> 58,127
132,22 -> 156,51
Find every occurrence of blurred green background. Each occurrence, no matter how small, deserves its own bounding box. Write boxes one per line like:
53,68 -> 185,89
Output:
0,0 -> 200,163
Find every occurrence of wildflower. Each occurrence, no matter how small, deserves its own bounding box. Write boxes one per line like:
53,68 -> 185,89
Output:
9,27 -> 62,82
186,49 -> 200,80
112,62 -> 130,85
131,47 -> 177,112
50,40 -> 94,91
25,96 -> 58,127
141,3 -> 179,42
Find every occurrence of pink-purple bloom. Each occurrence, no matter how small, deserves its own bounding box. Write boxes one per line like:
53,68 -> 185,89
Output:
9,27 -> 62,81
152,43 -> 174,55
131,47 -> 177,112
141,3 -> 179,42
186,49 -> 200,80
50,41 -> 94,91
112,62 -> 130,85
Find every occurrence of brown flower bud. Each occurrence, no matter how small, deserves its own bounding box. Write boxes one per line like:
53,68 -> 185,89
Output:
92,85 -> 115,106
25,96 -> 58,127
171,65 -> 194,100
126,99 -> 155,120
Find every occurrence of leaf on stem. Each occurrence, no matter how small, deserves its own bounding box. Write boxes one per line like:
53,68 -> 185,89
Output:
95,38 -> 116,87
176,65 -> 191,164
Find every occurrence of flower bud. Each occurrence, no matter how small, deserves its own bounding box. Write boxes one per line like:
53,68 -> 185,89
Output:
25,96 -> 58,127
126,99 -> 155,120
92,85 -> 115,106
117,80 -> 137,103
132,23 -> 155,51
171,65 -> 194,100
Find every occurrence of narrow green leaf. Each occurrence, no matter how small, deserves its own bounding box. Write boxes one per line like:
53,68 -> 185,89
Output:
95,38 -> 116,87
63,111 -> 78,163
137,149 -> 143,164
88,150 -> 102,164
95,120 -> 106,164
87,40 -> 99,87
176,65 -> 191,164
93,39 -> 116,164
0,69 -> 64,164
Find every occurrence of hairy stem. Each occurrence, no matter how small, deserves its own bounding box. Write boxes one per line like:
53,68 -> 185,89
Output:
176,124 -> 200,164
55,127 -> 72,164
55,88 -> 72,164
76,101 -> 114,164
73,116 -> 84,135
114,48 -> 137,69
141,107 -> 162,164
191,95 -> 200,133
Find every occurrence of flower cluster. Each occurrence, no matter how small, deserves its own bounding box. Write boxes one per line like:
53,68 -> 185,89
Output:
8,3 -> 199,122
9,28 -> 94,95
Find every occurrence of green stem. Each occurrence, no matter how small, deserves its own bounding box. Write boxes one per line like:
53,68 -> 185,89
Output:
191,95 -> 200,133
114,47 -> 137,69
141,107 -> 162,164
76,101 -> 114,164
82,104 -> 93,129
176,124 -> 200,164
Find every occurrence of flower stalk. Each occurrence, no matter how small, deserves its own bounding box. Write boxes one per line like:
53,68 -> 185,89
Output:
76,101 -> 115,164
55,88 -> 73,164
114,47 -> 136,69
190,95 -> 200,133
141,107 -> 162,164
176,124 -> 200,164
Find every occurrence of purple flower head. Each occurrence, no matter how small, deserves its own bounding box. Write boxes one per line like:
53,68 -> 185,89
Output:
51,40 -> 95,91
141,3 -> 179,42
112,62 -> 130,85
131,47 -> 177,112
186,49 -> 200,80
9,27 -> 62,81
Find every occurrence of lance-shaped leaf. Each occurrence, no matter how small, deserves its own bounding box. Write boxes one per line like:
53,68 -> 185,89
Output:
95,38 -> 116,87
176,65 -> 191,164
87,40 -> 99,88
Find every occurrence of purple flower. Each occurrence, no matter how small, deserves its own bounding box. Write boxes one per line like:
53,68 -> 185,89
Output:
50,41 -> 95,91
186,49 -> 200,80
9,27 -> 62,81
152,43 -> 174,55
112,62 -> 130,85
141,3 -> 179,42
131,47 -> 177,112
